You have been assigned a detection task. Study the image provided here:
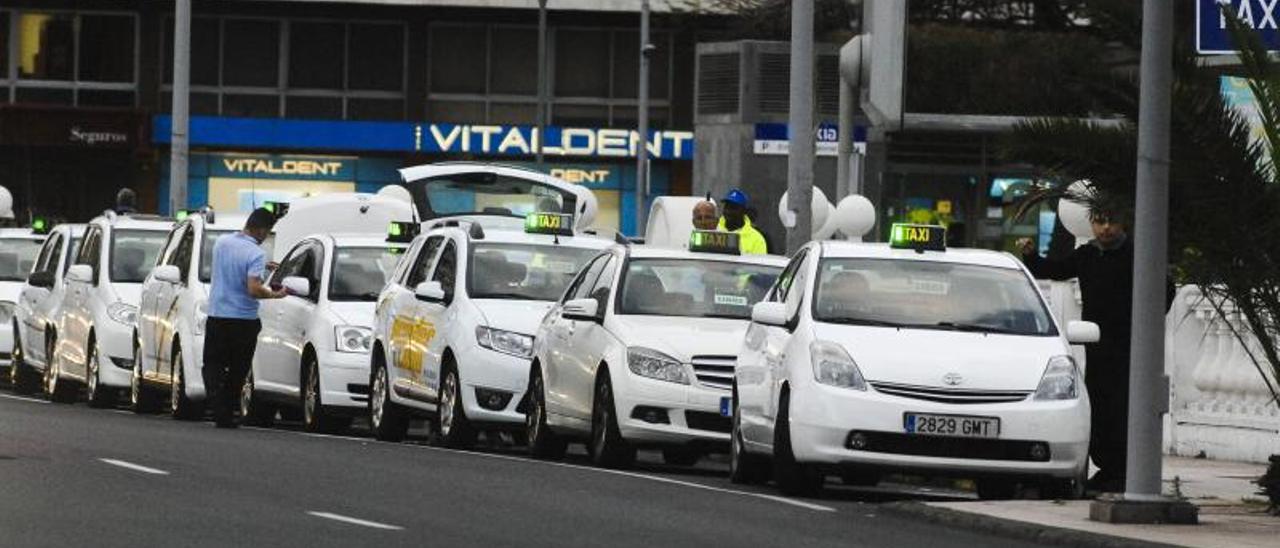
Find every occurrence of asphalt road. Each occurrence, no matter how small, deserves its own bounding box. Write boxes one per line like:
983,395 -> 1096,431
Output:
0,392 -> 1039,548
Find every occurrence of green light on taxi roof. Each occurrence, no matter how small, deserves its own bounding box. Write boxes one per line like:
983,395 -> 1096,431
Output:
32,217 -> 47,232
175,210 -> 190,221
389,222 -> 402,237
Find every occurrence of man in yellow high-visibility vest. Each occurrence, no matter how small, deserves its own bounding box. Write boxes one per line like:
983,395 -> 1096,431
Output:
717,188 -> 768,255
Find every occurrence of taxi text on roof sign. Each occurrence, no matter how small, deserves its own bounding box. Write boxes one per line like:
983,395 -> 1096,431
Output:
689,230 -> 741,255
525,212 -> 574,236
387,221 -> 420,244
890,223 -> 946,252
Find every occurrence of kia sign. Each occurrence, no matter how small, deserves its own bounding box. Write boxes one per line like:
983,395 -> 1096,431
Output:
1198,0 -> 1280,54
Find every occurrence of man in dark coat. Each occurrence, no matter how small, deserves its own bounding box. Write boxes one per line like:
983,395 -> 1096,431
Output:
1018,211 -> 1171,493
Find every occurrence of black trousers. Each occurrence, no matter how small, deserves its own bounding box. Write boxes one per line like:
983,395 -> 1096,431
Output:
202,317 -> 261,420
1085,345 -> 1130,482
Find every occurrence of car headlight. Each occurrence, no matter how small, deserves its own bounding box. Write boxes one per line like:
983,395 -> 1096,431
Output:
475,326 -> 534,358
334,326 -> 373,353
626,347 -> 689,384
810,340 -> 867,390
107,302 -> 138,326
193,300 -> 208,336
0,301 -> 14,324
1033,355 -> 1079,400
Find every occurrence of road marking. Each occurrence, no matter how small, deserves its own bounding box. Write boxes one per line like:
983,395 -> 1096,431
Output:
307,511 -> 404,531
0,394 -> 49,404
98,458 -> 170,475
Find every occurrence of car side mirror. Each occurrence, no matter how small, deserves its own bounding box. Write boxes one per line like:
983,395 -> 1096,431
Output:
1066,320 -> 1101,344
66,264 -> 93,284
751,301 -> 789,327
153,264 -> 182,284
562,298 -> 601,322
27,271 -> 54,288
414,281 -> 446,302
282,276 -> 311,298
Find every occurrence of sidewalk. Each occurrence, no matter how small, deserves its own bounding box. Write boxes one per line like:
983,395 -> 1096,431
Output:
886,456 -> 1277,548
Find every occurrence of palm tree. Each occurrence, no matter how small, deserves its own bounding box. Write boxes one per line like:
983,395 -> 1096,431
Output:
1004,3 -> 1280,407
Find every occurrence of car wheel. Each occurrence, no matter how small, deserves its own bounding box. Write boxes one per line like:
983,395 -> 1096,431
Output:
730,389 -> 772,485
170,348 -> 203,421
10,323 -> 38,394
976,478 -> 1021,500
1039,463 -> 1087,500
130,341 -> 160,413
525,369 -> 567,460
436,365 -> 476,448
239,370 -> 275,427
303,356 -> 350,434
44,335 -> 75,404
661,448 -> 701,467
85,339 -> 113,408
772,390 -> 823,497
588,372 -> 635,468
369,361 -> 408,442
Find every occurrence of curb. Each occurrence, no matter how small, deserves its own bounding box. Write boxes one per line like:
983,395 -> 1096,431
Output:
878,501 -> 1180,548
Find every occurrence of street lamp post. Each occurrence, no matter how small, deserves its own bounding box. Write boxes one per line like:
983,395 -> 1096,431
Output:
635,0 -> 652,238
536,0 -> 548,166
785,0 -> 815,254
169,0 -> 191,214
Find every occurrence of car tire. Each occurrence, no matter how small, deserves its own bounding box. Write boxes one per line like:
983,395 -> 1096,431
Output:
661,448 -> 701,467
10,323 -> 39,394
525,368 -> 567,460
772,390 -> 823,497
44,334 -> 75,404
976,478 -> 1021,500
303,356 -> 350,434
1039,463 -> 1087,500
130,339 -> 161,413
85,339 -> 113,408
369,360 -> 408,442
170,347 -> 203,421
436,364 -> 476,449
239,370 -> 275,427
730,389 -> 772,485
588,371 -> 636,469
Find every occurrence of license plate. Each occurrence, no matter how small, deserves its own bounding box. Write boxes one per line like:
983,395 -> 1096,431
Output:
904,413 -> 999,438
719,396 -> 731,417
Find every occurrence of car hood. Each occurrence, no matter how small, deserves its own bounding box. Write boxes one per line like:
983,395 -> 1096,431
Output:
610,315 -> 750,362
812,324 -> 1066,391
114,283 -> 143,307
473,299 -> 555,336
326,301 -> 376,328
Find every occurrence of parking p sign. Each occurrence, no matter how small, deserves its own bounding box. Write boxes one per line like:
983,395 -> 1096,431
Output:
1199,0 -> 1280,54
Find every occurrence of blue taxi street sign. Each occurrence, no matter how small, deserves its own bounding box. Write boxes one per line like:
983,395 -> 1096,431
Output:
1198,0 -> 1280,54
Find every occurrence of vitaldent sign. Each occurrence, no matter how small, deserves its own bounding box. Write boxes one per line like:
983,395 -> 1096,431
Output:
209,153 -> 356,181
1198,0 -> 1280,54
412,124 -> 692,159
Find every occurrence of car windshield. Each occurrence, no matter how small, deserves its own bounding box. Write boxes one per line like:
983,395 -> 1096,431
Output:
0,237 -> 42,282
407,173 -> 575,220
468,243 -> 601,301
329,247 -> 400,302
198,230 -> 235,283
618,259 -> 782,320
110,230 -> 169,283
813,258 -> 1057,336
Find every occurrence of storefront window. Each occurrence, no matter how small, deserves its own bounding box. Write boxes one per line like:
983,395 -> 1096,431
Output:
490,28 -> 537,95
19,13 -> 75,81
223,93 -> 279,118
348,98 -> 404,121
555,29 -> 610,97
78,89 -> 135,107
431,26 -> 486,94
15,87 -> 72,105
289,22 -> 345,89
427,100 -> 485,123
612,31 -> 669,100
78,15 -> 135,83
0,13 -> 10,78
286,96 -> 343,119
223,20 -> 280,87
490,103 -> 537,125
348,23 -> 404,92
163,17 -> 220,85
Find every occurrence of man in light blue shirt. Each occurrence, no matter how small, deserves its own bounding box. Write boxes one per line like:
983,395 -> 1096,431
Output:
203,208 -> 285,428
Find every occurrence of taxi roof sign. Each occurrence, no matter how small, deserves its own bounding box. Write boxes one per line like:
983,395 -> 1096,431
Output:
263,201 -> 290,220
31,217 -> 49,234
387,220 -> 420,244
525,212 -> 574,236
689,230 -> 741,255
889,223 -> 946,252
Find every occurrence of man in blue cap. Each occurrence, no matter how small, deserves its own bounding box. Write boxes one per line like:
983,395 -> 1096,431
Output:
718,188 -> 768,255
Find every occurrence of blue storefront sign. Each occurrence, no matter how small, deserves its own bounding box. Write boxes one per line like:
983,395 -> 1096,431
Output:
752,122 -> 865,156
1198,0 -> 1280,54
153,116 -> 694,160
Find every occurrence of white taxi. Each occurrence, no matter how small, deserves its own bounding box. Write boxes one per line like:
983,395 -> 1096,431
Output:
731,225 -> 1099,498
526,232 -> 785,467
9,223 -> 84,393
241,234 -> 402,433
50,212 -> 172,405
131,209 -> 252,418
1,226 -> 47,378
368,214 -> 611,445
